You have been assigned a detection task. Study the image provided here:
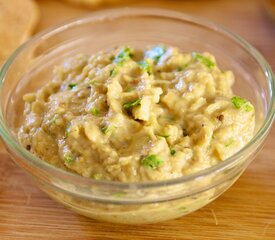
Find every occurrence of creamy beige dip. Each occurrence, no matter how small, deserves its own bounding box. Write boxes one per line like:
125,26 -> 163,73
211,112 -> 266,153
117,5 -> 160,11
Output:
18,45 -> 255,182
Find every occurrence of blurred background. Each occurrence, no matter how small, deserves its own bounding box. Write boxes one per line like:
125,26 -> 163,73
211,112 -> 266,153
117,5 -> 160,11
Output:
37,0 -> 275,34
0,0 -> 275,68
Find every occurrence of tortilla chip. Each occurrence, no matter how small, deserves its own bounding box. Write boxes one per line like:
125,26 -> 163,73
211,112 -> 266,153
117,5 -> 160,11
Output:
0,0 -> 39,65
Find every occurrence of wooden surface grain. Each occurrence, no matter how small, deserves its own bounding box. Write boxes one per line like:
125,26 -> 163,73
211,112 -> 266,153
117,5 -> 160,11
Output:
1,0 -> 275,239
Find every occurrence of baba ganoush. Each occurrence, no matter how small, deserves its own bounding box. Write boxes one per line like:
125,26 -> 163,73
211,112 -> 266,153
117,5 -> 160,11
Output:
18,45 -> 255,182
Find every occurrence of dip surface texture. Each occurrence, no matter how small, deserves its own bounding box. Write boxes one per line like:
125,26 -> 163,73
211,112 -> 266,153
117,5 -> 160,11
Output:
18,45 -> 255,182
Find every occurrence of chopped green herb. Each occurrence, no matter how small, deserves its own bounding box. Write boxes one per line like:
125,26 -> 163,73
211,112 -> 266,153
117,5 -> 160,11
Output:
123,98 -> 142,110
65,129 -> 69,138
145,45 -> 166,62
110,68 -> 118,77
245,104 -> 253,112
139,60 -> 152,75
177,63 -> 189,71
141,154 -> 164,169
91,107 -> 99,116
101,125 -> 116,135
113,192 -> 126,198
170,149 -> 176,156
114,47 -> 132,64
192,52 -> 215,68
225,139 -> 234,147
68,83 -> 76,89
231,96 -> 246,109
231,96 -> 253,112
117,47 -> 132,59
101,126 -> 109,134
64,152 -> 75,164
116,59 -> 126,66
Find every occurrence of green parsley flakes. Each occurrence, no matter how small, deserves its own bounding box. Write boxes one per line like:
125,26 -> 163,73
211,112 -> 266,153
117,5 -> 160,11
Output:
141,154 -> 164,169
91,107 -> 99,116
192,52 -> 215,68
68,83 -> 76,89
101,125 -> 116,135
231,96 -> 253,112
65,129 -> 69,138
64,152 -> 75,164
117,47 -> 132,59
110,68 -> 118,77
244,104 -> 253,112
177,63 -> 189,71
170,149 -> 176,156
123,98 -> 142,110
114,47 -> 132,64
225,139 -> 234,147
139,60 -> 152,75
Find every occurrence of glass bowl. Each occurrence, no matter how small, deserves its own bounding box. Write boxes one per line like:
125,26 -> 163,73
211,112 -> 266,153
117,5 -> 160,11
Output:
0,8 -> 274,224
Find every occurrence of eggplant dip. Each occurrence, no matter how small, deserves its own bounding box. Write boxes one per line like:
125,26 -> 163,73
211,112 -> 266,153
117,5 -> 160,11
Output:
18,45 -> 255,182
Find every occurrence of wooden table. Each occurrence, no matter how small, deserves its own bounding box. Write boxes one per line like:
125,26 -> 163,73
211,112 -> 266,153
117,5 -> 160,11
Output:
1,0 -> 274,239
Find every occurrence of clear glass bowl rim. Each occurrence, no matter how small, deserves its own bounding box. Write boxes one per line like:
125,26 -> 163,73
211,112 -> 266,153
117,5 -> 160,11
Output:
0,7 -> 274,190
